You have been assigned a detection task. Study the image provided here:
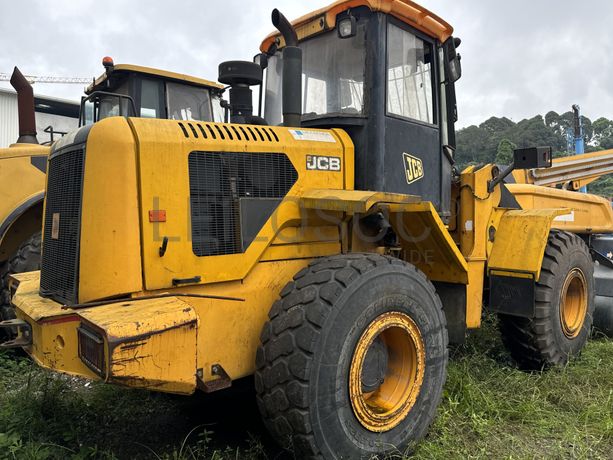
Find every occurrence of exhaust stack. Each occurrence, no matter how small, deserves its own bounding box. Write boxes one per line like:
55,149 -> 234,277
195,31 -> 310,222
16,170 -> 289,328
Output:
10,67 -> 38,144
272,9 -> 302,128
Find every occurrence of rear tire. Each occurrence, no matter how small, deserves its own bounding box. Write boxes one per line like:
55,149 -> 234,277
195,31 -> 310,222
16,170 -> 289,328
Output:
0,231 -> 42,323
499,231 -> 594,369
255,254 -> 448,459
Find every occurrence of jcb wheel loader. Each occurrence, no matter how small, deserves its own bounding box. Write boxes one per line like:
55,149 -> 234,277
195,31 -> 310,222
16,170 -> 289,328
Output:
0,62 -> 223,330
4,1 -> 613,458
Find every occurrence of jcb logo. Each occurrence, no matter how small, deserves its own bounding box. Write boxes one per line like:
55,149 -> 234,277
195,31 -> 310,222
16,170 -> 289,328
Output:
306,155 -> 341,172
403,153 -> 424,184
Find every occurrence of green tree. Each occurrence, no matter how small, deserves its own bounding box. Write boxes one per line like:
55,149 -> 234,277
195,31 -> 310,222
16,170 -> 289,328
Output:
589,175 -> 613,198
593,117 -> 613,149
495,138 -> 516,165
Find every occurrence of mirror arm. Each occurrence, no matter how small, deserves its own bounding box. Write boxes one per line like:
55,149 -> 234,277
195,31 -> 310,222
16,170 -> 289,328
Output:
488,162 -> 515,194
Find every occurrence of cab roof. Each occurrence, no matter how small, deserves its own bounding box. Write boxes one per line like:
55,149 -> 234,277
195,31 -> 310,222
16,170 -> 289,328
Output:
260,0 -> 453,52
86,64 -> 224,94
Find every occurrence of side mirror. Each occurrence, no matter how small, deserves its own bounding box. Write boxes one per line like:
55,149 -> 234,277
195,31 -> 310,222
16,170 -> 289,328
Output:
443,37 -> 462,83
514,146 -> 553,169
253,53 -> 269,70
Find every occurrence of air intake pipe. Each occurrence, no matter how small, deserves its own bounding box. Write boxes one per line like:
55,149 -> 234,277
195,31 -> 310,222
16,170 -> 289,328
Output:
10,67 -> 38,144
272,9 -> 302,128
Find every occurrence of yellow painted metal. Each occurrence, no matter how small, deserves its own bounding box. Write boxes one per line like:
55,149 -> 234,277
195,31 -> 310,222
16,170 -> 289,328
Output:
78,297 -> 198,394
12,271 -> 198,393
458,165 -> 501,259
87,63 -> 223,94
348,311 -> 425,432
269,226 -> 340,245
184,259 -> 314,383
457,165 -> 502,327
465,261 -> 485,328
301,189 -> 421,213
507,184 -> 613,233
78,118 -> 143,303
386,201 -> 468,284
261,242 -> 341,262
489,270 -> 534,280
260,0 -> 453,51
488,208 -> 569,281
0,143 -> 48,260
300,190 -> 467,283
559,268 -> 588,339
129,118 -> 352,291
11,271 -> 99,379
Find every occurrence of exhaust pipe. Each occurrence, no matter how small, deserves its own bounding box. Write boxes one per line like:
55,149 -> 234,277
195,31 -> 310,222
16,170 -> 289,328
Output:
10,67 -> 38,144
272,9 -> 302,128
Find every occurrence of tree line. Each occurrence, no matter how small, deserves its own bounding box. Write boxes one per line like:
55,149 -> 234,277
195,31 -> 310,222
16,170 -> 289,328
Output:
455,112 -> 613,196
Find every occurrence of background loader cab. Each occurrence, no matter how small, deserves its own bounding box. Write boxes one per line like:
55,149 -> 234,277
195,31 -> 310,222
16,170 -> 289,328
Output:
0,61 -> 223,328
80,58 -> 224,125
261,5 -> 461,217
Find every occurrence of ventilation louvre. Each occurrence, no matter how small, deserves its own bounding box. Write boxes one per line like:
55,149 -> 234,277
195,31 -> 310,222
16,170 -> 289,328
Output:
40,146 -> 85,304
179,122 -> 280,143
188,151 -> 297,257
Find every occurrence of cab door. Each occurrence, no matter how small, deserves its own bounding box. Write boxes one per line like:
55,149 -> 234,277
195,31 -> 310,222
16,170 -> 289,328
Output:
383,20 -> 443,210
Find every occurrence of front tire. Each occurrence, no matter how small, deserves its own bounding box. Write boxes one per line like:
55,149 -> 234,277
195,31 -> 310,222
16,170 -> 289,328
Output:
255,254 -> 448,459
499,231 -> 594,369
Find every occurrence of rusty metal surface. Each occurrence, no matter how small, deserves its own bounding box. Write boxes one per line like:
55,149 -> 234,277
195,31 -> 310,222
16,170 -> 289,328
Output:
197,364 -> 232,393
9,67 -> 38,144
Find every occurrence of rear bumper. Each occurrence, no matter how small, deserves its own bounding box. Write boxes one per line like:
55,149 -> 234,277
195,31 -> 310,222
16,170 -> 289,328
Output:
7,271 -> 199,394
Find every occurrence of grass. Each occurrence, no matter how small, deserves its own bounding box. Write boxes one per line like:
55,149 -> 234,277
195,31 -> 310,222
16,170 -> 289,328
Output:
0,317 -> 611,459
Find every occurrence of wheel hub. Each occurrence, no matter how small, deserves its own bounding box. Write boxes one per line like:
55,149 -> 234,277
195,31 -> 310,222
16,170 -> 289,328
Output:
349,311 -> 425,432
560,268 -> 588,339
360,336 -> 388,393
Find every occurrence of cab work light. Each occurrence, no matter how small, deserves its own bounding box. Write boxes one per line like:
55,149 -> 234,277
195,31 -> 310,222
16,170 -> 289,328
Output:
338,16 -> 357,39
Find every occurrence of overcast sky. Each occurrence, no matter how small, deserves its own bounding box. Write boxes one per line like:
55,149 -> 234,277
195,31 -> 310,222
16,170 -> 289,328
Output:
1,0 -> 612,128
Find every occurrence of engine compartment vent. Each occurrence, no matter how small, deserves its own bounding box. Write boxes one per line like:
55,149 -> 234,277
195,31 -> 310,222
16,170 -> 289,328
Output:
188,151 -> 297,257
178,122 -> 279,143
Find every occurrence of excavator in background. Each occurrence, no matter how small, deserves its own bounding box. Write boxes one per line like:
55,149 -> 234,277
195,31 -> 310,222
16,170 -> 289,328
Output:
0,62 -> 224,329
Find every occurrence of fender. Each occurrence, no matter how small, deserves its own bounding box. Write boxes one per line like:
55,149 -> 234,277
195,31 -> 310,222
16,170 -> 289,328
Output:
0,192 -> 45,244
487,208 -> 570,317
300,189 -> 469,284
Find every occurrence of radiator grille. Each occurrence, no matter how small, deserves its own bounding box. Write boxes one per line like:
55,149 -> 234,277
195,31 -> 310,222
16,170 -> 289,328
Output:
189,152 -> 297,257
40,146 -> 85,304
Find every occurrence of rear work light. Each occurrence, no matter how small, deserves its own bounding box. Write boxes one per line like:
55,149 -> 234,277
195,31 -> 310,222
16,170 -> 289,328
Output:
78,326 -> 105,375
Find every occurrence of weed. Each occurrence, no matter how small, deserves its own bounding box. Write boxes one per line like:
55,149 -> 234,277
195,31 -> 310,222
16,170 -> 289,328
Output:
0,318 -> 611,460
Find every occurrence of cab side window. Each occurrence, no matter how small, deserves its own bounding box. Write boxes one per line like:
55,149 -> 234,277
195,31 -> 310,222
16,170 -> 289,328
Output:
140,79 -> 163,118
386,23 -> 436,124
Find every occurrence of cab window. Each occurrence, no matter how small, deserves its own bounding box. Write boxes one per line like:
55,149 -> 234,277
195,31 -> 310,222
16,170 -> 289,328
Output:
166,82 -> 213,121
140,78 -> 163,118
386,23 -> 436,124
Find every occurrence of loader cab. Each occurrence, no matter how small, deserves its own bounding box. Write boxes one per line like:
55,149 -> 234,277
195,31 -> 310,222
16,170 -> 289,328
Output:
260,1 -> 461,219
79,59 -> 225,126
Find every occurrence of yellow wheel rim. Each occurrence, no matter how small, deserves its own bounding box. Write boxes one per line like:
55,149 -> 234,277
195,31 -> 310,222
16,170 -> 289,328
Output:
559,268 -> 588,339
349,311 -> 425,433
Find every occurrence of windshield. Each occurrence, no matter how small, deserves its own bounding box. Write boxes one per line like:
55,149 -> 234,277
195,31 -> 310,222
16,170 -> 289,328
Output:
264,24 -> 366,125
167,82 -> 213,121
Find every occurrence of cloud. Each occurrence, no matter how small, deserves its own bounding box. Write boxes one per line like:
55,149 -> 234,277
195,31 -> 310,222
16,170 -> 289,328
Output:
1,0 -> 612,127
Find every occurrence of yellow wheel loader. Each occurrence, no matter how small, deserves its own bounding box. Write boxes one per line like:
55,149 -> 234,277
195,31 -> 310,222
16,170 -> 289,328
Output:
0,68 -> 52,329
0,62 -> 223,329
4,1 -> 613,457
